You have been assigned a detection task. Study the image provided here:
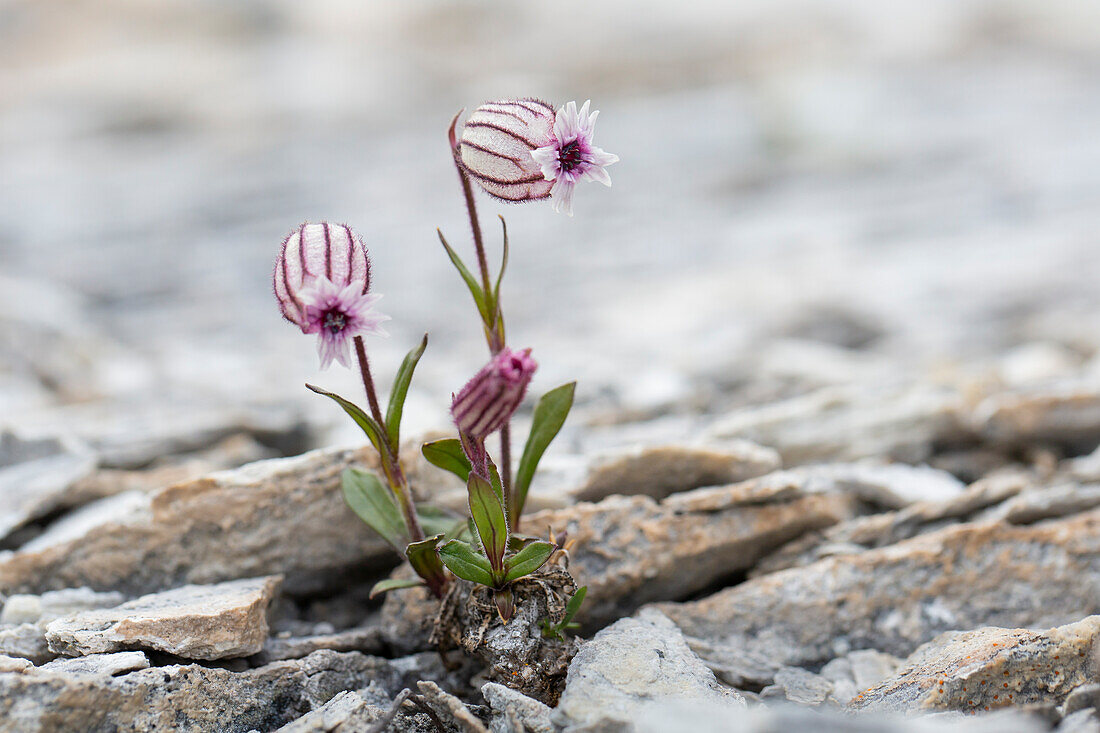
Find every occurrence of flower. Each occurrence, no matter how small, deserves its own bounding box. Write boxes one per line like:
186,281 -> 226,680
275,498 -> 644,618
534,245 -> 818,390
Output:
459,99 -> 557,203
452,348 -> 538,439
274,222 -> 389,369
531,100 -> 619,216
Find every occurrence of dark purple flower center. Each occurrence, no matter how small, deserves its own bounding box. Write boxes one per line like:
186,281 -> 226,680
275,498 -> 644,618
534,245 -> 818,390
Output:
322,309 -> 348,334
557,140 -> 583,173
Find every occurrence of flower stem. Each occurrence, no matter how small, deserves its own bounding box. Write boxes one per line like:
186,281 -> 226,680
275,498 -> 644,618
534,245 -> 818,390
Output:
451,143 -> 516,515
354,335 -> 425,544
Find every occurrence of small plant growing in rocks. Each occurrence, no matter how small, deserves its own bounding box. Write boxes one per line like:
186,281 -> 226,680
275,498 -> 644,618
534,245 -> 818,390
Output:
273,98 -> 616,695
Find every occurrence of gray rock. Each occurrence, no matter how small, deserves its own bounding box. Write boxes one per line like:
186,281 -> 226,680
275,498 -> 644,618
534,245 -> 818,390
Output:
553,609 -> 745,732
761,667 -> 834,706
850,615 -> 1100,714
1063,683 -> 1100,718
978,484 -> 1100,525
523,475 -> 862,630
707,384 -> 967,465
573,440 -> 780,502
39,651 -> 149,677
46,576 -> 281,660
0,431 -> 97,540
1,587 -> 126,625
416,680 -> 487,733
974,384 -> 1100,454
629,700 -> 1046,733
655,509 -> 1100,687
0,446 -> 395,596
0,623 -> 53,664
1060,710 -> 1100,733
819,650 -> 903,705
482,682 -> 553,733
276,689 -> 386,732
0,649 -> 403,732
256,625 -> 385,664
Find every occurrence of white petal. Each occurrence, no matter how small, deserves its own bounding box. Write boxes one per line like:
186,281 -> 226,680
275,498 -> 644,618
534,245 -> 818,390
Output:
582,164 -> 612,187
550,177 -> 576,216
589,147 -> 620,167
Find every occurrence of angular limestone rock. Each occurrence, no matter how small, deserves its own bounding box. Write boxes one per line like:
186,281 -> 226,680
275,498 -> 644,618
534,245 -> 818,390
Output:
0,650 -> 402,733
46,576 -> 281,660
553,609 -> 745,732
0,446 -> 393,596
256,625 -> 386,664
39,651 -> 150,677
482,682 -> 554,733
573,440 -> 781,502
0,431 -> 97,540
850,616 -> 1100,714
975,384 -> 1100,453
1,587 -> 126,625
523,475 -> 862,630
655,509 -> 1100,687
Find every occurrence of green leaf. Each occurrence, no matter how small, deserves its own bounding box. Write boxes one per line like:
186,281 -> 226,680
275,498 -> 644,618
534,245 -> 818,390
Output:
438,539 -> 496,587
491,216 -> 510,327
513,382 -> 576,519
405,534 -> 446,585
468,472 -> 508,575
340,468 -> 407,550
307,384 -> 386,456
503,540 -> 554,584
437,230 -> 492,327
421,439 -> 471,483
561,585 -> 587,627
385,334 -> 428,450
416,504 -> 465,539
369,578 -> 423,599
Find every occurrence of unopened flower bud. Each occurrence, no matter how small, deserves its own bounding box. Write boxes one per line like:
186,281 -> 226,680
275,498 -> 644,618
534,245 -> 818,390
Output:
273,223 -> 389,369
452,348 -> 538,439
459,99 -> 556,203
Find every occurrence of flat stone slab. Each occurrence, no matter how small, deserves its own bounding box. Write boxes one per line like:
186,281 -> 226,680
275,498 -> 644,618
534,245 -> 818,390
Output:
46,576 -> 282,660
0,446 -> 392,597
655,508 -> 1100,687
850,615 -> 1100,714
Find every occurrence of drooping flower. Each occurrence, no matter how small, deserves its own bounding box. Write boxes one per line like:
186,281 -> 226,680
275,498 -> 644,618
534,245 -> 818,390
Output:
531,100 -> 619,216
273,223 -> 389,369
452,348 -> 538,440
459,99 -> 557,203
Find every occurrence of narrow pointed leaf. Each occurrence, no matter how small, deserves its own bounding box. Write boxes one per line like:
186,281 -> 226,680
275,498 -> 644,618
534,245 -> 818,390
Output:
416,504 -> 465,539
438,230 -> 492,326
468,472 -> 508,574
513,382 -> 576,518
438,540 -> 496,586
307,384 -> 386,455
421,439 -> 471,482
385,333 -> 428,449
502,540 -> 554,584
405,533 -> 447,585
561,586 -> 587,626
491,216 -> 510,329
369,578 -> 423,599
340,467 -> 407,550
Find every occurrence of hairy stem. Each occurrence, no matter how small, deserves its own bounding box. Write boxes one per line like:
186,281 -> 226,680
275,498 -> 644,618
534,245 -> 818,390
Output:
354,336 -> 425,543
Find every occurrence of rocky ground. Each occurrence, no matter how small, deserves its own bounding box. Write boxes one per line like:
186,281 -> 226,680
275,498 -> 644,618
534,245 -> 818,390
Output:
5,0 -> 1100,731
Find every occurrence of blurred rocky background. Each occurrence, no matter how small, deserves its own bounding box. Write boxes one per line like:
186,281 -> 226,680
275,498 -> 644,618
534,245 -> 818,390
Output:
4,2 -> 1100,730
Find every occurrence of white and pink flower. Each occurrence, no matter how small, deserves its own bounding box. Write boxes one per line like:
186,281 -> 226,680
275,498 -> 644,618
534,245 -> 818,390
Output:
274,223 -> 389,369
531,100 -> 619,216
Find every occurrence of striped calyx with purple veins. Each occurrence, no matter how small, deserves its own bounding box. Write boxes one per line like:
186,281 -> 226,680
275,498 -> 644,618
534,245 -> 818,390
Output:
459,99 -> 557,204
274,223 -> 390,369
452,348 -> 538,440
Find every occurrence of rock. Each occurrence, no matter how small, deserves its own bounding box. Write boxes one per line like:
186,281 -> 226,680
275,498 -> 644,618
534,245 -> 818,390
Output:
416,680 -> 488,733
1,587 -> 126,625
0,656 -> 32,673
707,384 -> 967,465
979,484 -> 1100,525
572,440 -> 780,502
276,688 -> 390,732
760,666 -> 834,706
553,609 -> 745,732
482,682 -> 553,733
1063,683 -> 1100,717
0,446 -> 396,596
1060,709 -> 1100,733
627,700 -> 1047,733
850,615 -> 1100,714
39,651 -> 150,677
975,384 -> 1100,454
63,433 -> 277,508
46,576 -> 281,660
0,431 -> 97,540
655,509 -> 1100,687
0,649 -> 404,732
256,624 -> 386,664
0,623 -> 53,664
751,470 -> 1030,577
737,462 -> 966,510
524,474 -> 863,630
